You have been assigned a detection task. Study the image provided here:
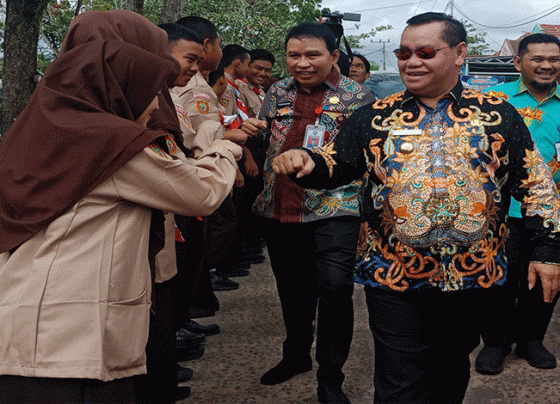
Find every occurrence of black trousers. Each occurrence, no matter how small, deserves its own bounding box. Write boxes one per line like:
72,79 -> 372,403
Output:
262,216 -> 361,386
481,217 -> 560,346
135,279 -> 177,404
365,287 -> 498,404
0,375 -> 137,404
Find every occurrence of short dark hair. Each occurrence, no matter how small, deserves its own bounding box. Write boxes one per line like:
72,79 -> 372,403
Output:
208,64 -> 225,87
518,33 -> 560,57
176,15 -> 219,41
158,23 -> 203,45
285,22 -> 337,53
249,49 -> 275,66
406,12 -> 467,47
220,44 -> 250,68
352,53 -> 370,72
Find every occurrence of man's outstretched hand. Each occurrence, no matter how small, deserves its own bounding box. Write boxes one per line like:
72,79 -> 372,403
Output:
272,149 -> 315,178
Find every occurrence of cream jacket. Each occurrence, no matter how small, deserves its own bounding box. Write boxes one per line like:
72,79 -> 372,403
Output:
0,140 -> 240,381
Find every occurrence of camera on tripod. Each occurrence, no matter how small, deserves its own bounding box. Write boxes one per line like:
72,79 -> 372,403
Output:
321,8 -> 361,44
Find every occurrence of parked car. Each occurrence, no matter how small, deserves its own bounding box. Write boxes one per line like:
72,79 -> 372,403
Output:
363,71 -> 406,99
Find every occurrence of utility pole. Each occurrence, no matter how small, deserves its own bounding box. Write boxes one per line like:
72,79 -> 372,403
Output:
378,39 -> 390,71
448,0 -> 454,17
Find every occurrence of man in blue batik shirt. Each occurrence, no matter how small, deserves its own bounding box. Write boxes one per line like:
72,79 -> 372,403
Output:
272,13 -> 560,404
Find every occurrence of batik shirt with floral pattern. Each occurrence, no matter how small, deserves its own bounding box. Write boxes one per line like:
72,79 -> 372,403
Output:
296,82 -> 560,292
253,69 -> 376,223
486,78 -> 560,219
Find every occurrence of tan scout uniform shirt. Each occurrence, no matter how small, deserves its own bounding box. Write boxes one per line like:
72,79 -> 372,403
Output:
0,140 -> 240,381
220,74 -> 238,117
171,91 -> 224,158
237,79 -> 265,118
171,71 -> 221,132
154,212 -> 179,283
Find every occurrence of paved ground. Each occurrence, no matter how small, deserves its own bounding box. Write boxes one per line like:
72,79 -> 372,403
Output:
178,249 -> 560,404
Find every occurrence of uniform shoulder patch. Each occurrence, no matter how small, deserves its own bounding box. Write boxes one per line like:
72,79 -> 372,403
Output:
147,143 -> 170,159
196,99 -> 210,114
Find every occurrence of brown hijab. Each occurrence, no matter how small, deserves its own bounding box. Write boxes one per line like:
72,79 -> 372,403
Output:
0,10 -> 181,253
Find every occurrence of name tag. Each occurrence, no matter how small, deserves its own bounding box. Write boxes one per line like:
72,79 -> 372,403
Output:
393,129 -> 423,136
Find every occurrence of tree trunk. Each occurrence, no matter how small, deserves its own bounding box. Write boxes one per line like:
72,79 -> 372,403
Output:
1,0 -> 50,136
121,0 -> 144,15
75,0 -> 83,17
160,0 -> 182,23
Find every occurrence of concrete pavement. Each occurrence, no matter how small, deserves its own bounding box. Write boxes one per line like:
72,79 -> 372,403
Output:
178,249 -> 560,404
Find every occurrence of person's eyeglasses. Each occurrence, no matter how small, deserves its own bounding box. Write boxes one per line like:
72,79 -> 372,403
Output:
393,45 -> 454,61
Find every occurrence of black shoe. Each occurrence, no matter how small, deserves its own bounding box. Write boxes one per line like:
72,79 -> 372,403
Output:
317,384 -> 351,404
176,385 -> 191,402
184,320 -> 221,336
260,359 -> 312,385
176,342 -> 205,362
515,340 -> 557,369
177,364 -> 194,383
241,252 -> 265,264
211,274 -> 239,291
220,262 -> 250,277
176,328 -> 206,346
475,344 -> 511,375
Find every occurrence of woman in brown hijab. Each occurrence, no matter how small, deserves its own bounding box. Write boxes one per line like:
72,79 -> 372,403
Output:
0,10 -> 240,403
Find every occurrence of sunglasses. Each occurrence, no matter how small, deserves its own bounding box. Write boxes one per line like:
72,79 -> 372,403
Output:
393,45 -> 455,61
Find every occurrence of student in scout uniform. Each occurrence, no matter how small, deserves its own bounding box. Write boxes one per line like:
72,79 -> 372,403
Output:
220,44 -> 251,126
0,10 -> 240,403
238,49 -> 276,118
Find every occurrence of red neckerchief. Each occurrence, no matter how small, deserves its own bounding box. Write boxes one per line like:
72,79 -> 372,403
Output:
226,78 -> 249,123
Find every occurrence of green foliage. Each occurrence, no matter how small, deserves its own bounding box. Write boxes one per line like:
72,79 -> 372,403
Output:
462,20 -> 493,56
39,0 -> 115,67
31,0 -> 393,76
143,0 -> 163,23
180,0 -> 322,76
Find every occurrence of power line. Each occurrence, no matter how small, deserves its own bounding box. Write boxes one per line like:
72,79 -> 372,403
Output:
350,0 -> 436,13
452,3 -> 560,29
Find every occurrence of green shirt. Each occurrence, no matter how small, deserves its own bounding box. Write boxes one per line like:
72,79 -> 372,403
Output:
486,78 -> 560,218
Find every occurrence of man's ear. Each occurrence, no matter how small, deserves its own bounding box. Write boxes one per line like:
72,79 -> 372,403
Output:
203,37 -> 212,52
332,49 -> 340,65
455,41 -> 468,67
513,55 -> 522,72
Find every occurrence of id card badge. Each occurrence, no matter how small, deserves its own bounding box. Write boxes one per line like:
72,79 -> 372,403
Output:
303,124 -> 326,149
556,142 -> 560,162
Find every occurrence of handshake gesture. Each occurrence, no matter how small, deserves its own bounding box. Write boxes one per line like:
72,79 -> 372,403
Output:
272,149 -> 316,178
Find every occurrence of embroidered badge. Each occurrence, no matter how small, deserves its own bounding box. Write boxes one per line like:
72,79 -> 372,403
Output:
175,105 -> 188,117
220,97 -> 230,108
165,135 -> 178,154
196,99 -> 210,114
148,144 -> 168,158
193,92 -> 210,100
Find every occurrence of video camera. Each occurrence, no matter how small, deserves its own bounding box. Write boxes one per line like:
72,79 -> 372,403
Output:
321,8 -> 361,45
321,9 -> 361,76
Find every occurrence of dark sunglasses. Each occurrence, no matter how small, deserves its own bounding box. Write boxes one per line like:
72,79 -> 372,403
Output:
393,45 -> 455,61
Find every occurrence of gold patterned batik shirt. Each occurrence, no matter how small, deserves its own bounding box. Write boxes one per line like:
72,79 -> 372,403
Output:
295,82 -> 560,292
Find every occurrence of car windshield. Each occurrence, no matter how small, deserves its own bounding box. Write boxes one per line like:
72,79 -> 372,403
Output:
363,72 -> 406,99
